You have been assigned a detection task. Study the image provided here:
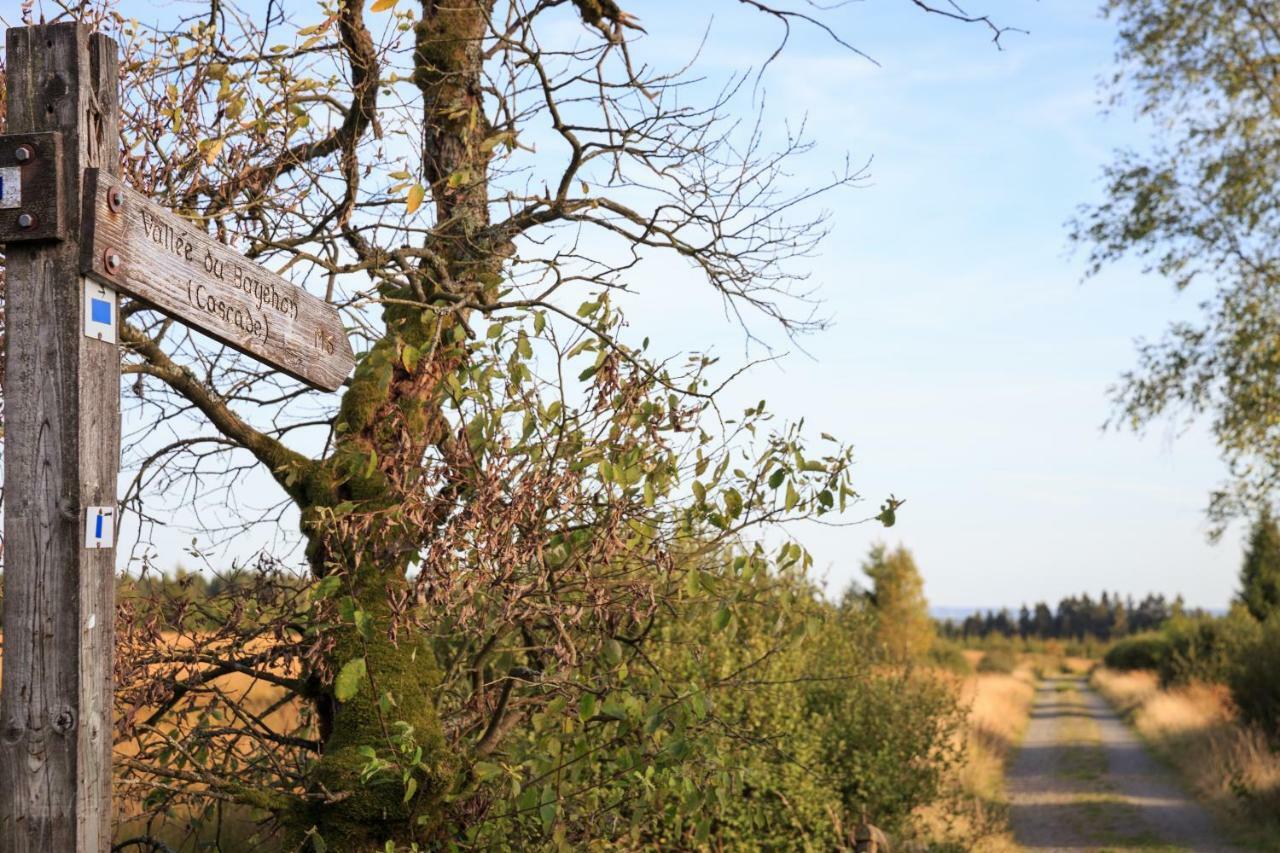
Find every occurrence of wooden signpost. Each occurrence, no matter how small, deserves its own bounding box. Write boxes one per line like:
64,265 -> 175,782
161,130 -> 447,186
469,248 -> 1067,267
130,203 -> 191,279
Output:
0,22 -> 353,852
81,171 -> 355,391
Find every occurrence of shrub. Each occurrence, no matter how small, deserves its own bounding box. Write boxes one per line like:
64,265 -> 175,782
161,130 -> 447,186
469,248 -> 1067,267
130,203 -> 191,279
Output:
1158,609 -> 1261,687
928,639 -> 973,675
468,556 -> 971,848
976,649 -> 1016,674
1104,632 -> 1170,671
1229,616 -> 1280,746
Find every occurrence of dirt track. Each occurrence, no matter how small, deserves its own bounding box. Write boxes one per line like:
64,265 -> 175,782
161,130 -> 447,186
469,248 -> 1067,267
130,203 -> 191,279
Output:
1006,675 -> 1240,852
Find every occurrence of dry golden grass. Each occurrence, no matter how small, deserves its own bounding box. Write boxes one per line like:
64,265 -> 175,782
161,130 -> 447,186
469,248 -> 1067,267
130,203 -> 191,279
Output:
917,660 -> 1037,851
964,665 -> 1038,798
1091,666 -> 1280,848
1061,656 -> 1093,675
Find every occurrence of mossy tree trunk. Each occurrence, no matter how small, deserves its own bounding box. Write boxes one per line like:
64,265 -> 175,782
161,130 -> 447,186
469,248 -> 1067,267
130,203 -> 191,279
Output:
282,2 -> 509,845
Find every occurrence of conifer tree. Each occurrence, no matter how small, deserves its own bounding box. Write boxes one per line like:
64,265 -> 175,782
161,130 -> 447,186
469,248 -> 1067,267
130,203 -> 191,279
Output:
1239,512 -> 1280,622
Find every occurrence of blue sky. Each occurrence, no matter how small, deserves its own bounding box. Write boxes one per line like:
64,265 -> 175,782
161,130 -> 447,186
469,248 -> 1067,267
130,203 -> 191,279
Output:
615,0 -> 1246,609
52,0 -> 1246,609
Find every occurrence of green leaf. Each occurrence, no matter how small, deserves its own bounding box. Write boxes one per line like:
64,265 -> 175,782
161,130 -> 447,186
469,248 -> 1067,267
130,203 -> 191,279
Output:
603,638 -> 623,666
314,575 -> 342,599
401,344 -> 420,373
876,495 -> 902,528
692,481 -> 706,503
768,468 -> 786,489
712,606 -> 731,632
403,776 -> 419,803
473,761 -> 503,781
354,609 -> 372,638
338,596 -> 357,622
785,481 -> 799,511
723,488 -> 743,519
579,693 -> 597,722
334,657 -> 367,702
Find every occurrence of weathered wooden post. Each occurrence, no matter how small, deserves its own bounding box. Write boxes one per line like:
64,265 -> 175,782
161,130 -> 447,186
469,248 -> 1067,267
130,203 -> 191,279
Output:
0,20 -> 352,849
0,23 -> 121,852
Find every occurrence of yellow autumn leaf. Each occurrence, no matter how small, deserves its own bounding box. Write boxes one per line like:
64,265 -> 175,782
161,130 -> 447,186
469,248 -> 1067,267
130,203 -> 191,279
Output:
406,183 -> 425,215
371,0 -> 397,11
201,138 -> 225,165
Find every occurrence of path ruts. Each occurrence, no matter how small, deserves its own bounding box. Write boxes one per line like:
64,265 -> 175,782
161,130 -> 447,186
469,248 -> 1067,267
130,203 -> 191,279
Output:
1006,675 -> 1238,852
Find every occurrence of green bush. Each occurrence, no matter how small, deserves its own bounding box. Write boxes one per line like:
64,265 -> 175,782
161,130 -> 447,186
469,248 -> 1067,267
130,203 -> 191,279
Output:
976,649 -> 1016,674
1229,617 -> 1280,746
1103,632 -> 1169,671
464,552 -> 971,849
927,639 -> 973,675
1157,609 -> 1261,687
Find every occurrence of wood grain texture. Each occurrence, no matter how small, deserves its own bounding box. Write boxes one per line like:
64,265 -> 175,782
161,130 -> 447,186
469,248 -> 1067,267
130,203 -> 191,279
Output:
82,171 -> 355,391
0,132 -> 64,242
0,23 -> 119,853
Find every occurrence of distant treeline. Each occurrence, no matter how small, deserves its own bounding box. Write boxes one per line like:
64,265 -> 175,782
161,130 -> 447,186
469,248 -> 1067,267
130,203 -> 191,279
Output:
938,592 -> 1205,643
0,567 -> 304,629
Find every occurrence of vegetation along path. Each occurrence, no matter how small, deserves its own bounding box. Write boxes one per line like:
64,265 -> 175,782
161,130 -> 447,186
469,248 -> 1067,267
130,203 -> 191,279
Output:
1006,675 -> 1238,852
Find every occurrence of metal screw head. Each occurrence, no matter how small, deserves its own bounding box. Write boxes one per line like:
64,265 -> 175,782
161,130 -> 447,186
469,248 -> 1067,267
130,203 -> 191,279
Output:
13,145 -> 32,164
16,212 -> 35,229
103,249 -> 122,273
107,187 -> 124,212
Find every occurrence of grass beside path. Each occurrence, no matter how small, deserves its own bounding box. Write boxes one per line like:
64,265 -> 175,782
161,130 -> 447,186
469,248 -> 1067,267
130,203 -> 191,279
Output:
916,654 -> 1038,851
1091,667 -> 1280,851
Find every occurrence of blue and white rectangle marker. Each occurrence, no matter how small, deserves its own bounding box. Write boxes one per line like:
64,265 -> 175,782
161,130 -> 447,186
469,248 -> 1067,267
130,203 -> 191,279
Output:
83,277 -> 117,344
84,506 -> 115,550
0,166 -> 19,208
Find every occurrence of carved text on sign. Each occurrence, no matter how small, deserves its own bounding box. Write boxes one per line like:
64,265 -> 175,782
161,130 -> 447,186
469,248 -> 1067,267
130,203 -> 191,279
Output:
80,169 -> 355,391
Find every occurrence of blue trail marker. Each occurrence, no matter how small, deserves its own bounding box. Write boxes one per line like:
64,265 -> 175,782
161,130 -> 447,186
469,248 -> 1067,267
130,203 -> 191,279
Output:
84,505 -> 114,549
83,277 -> 117,344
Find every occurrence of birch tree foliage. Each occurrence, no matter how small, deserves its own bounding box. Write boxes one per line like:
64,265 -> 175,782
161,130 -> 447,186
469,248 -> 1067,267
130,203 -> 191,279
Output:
1074,1 -> 1280,529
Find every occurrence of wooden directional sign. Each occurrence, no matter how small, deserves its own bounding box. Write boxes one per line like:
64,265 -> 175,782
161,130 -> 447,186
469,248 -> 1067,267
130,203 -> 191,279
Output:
80,169 -> 355,391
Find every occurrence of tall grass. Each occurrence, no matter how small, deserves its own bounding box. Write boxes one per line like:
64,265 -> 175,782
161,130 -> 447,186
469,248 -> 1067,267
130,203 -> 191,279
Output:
1091,667 -> 1280,847
917,659 -> 1036,851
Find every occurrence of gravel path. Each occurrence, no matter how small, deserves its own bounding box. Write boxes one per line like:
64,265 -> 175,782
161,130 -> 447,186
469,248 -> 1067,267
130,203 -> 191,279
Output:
1006,675 -> 1239,852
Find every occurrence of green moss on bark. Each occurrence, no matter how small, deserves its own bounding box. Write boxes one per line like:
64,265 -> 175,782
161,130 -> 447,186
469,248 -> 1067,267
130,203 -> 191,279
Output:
291,589 -> 452,849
